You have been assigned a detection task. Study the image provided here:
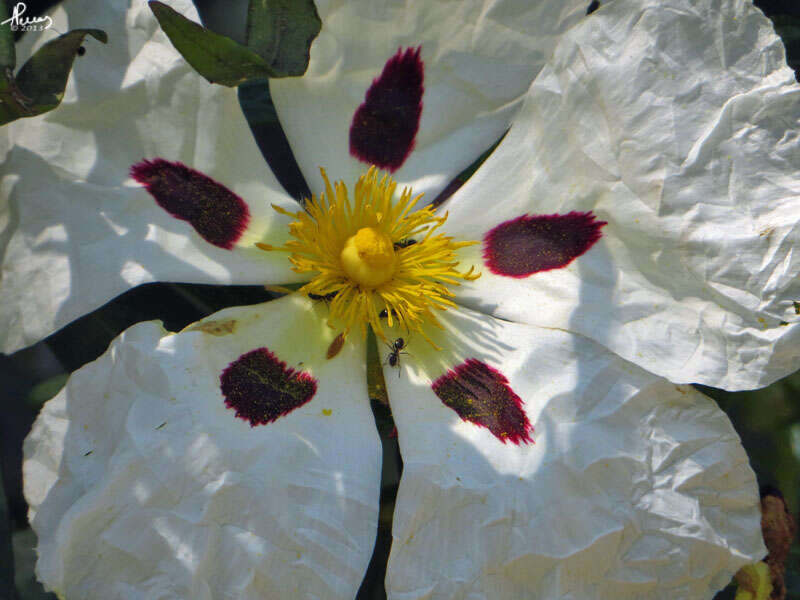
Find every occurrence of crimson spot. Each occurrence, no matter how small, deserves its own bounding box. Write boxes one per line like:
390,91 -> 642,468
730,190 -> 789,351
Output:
349,46 -> 424,172
131,158 -> 250,250
483,212 -> 606,278
432,359 -> 533,445
219,348 -> 317,427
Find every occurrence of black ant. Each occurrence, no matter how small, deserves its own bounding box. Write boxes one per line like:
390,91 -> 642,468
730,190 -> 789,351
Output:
393,238 -> 417,250
384,337 -> 409,376
378,308 -> 399,319
308,291 -> 338,302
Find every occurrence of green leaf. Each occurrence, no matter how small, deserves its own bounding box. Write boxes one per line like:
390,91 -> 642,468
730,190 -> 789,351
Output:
149,1 -> 278,86
734,562 -> 772,600
0,0 -> 15,71
12,528 -> 55,599
0,463 -> 17,600
26,373 -> 69,410
0,28 -> 106,126
0,0 -> 17,114
15,29 -> 106,109
246,0 -> 321,77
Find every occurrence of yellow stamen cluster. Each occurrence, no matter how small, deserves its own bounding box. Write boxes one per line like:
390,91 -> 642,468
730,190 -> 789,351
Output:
259,166 -> 480,346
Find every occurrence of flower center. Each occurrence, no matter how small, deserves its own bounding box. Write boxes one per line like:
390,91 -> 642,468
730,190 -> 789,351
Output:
340,227 -> 396,287
259,167 -> 480,346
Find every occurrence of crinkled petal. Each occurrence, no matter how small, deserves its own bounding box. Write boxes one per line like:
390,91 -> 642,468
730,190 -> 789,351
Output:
23,295 -> 381,599
270,0 -> 591,202
0,0 -> 302,354
382,305 -> 763,599
444,0 -> 800,390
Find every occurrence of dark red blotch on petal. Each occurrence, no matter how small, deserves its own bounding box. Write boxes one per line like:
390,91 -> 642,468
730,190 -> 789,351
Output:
131,158 -> 250,250
219,347 -> 317,427
432,359 -> 533,445
349,46 -> 424,172
483,212 -> 606,278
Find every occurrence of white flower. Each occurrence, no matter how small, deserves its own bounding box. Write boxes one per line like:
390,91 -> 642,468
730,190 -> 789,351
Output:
5,0 -> 800,598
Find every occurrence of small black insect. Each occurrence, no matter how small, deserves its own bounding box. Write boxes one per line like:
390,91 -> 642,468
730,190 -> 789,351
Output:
77,46 -> 86,56
378,308 -> 399,319
308,291 -> 338,302
393,238 -> 417,249
385,337 -> 409,375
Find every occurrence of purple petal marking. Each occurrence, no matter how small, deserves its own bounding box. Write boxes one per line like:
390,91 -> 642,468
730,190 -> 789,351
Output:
432,358 -> 533,445
349,46 -> 424,172
131,158 -> 250,250
219,347 -> 317,427
483,211 -> 607,278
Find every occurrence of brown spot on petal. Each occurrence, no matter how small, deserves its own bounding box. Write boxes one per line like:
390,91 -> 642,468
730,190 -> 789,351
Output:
349,47 -> 424,172
432,359 -> 533,445
220,347 -> 317,426
131,158 -> 250,249
483,212 -> 606,277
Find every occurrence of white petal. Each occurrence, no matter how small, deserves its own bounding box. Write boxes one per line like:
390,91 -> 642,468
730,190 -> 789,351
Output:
382,306 -> 763,599
443,0 -> 800,390
0,0 -> 302,353
24,295 -> 381,599
270,0 -> 591,202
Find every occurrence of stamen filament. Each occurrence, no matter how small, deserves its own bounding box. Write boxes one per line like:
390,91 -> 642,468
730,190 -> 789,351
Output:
258,166 -> 479,346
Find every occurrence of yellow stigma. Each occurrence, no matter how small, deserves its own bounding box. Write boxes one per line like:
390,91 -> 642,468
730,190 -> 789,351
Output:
341,227 -> 396,287
262,166 -> 480,346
